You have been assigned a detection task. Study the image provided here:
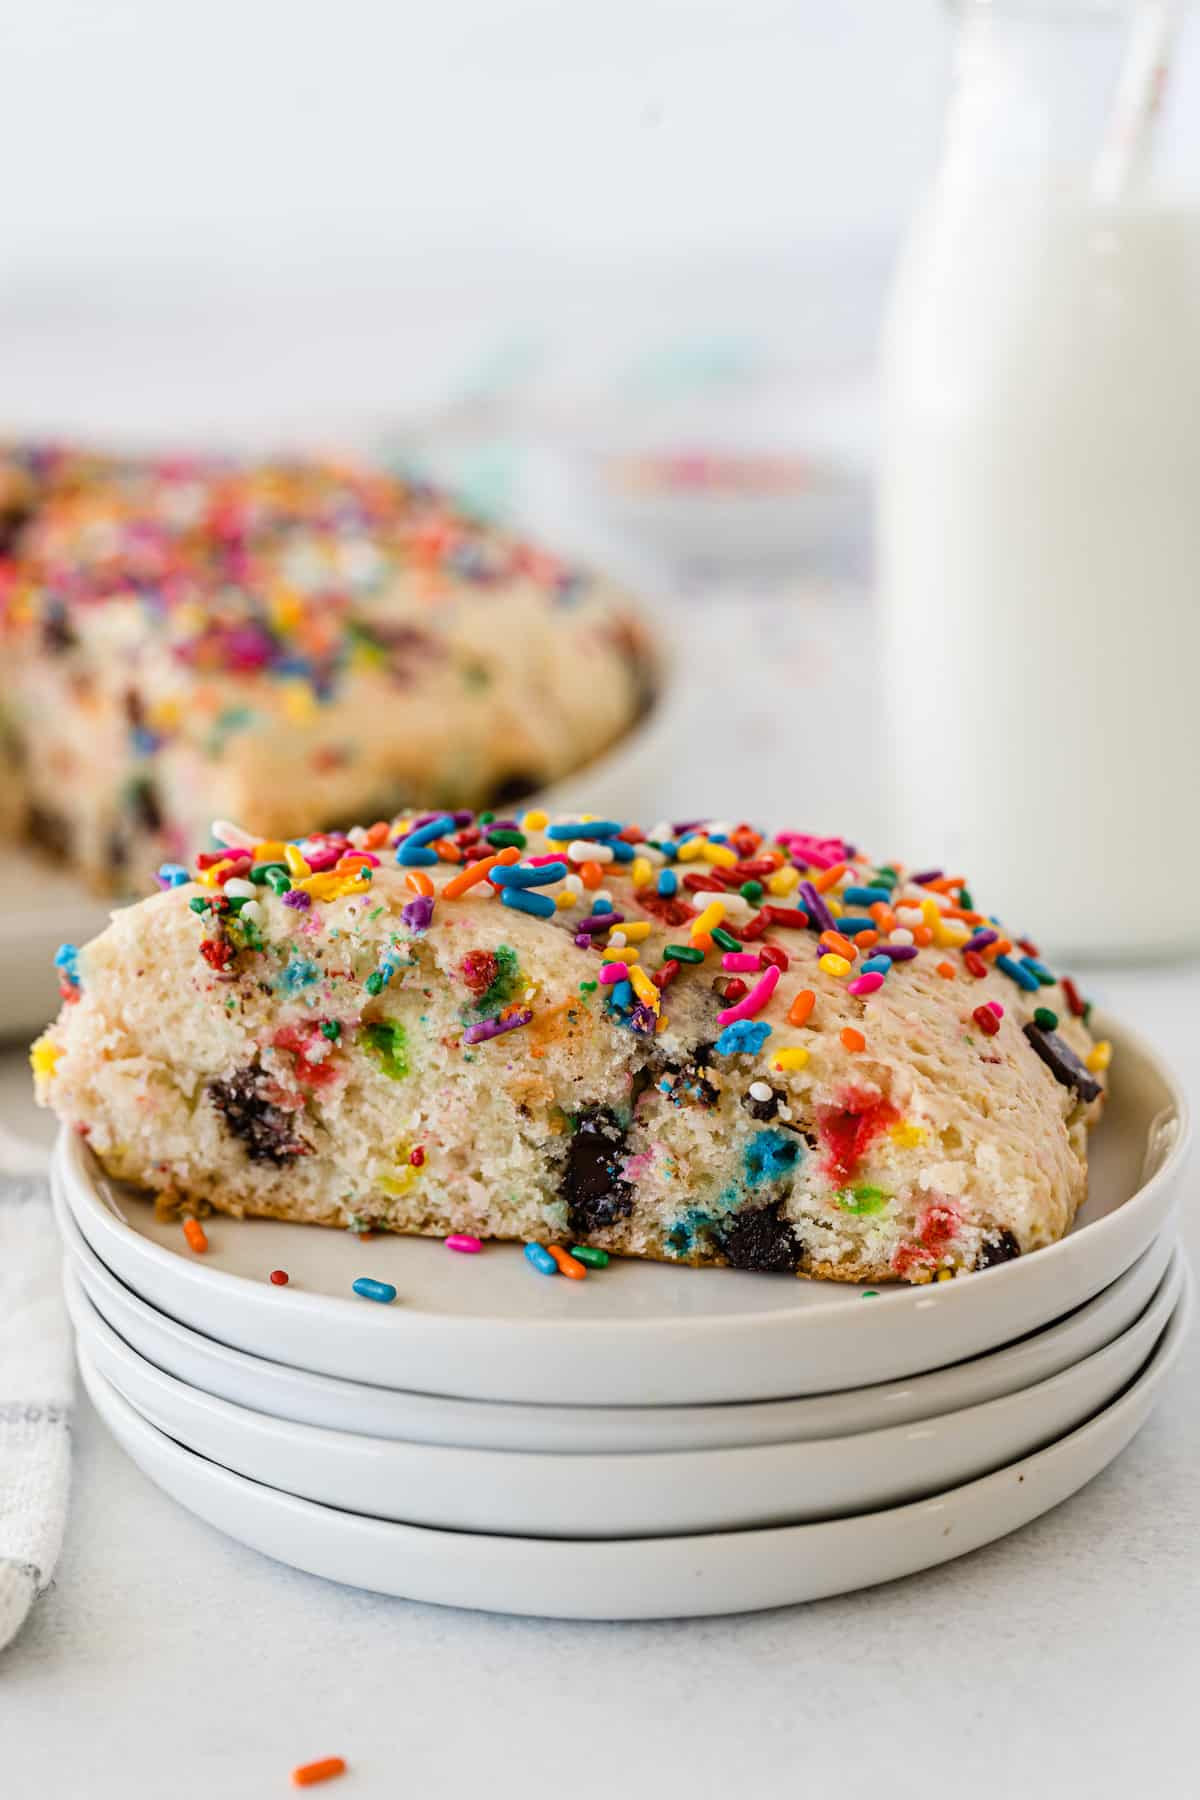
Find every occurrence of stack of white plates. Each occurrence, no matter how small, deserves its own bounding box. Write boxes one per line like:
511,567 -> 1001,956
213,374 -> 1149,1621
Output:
54,1011 -> 1191,1620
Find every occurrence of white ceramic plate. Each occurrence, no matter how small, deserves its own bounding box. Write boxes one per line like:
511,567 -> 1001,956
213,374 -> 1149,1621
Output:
57,1184 -> 1176,1453
65,1256 -> 1185,1537
77,1275 -> 1192,1619
53,1011 -> 1190,1406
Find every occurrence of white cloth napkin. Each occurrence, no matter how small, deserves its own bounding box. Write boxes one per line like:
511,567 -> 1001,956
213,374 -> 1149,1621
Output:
0,1126 -> 72,1653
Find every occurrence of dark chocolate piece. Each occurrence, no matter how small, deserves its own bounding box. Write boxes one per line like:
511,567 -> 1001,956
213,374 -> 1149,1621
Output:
208,1066 -> 310,1165
741,1083 -> 785,1123
1022,1023 -> 1102,1103
562,1106 -> 633,1235
977,1227 -> 1021,1269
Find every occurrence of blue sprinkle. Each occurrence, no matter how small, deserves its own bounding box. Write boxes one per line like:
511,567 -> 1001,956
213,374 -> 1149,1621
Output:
744,1128 -> 802,1187
397,844 -> 438,867
656,868 -> 678,896
835,917 -> 876,936
1021,956 -> 1057,986
352,1277 -> 397,1304
545,820 -> 623,840
609,840 -> 634,863
280,956 -> 319,992
610,979 -> 634,1010
714,1019 -> 773,1056
54,943 -> 81,988
402,813 -> 456,850
859,955 -> 891,975
500,886 -> 556,919
996,953 -> 1040,992
490,860 -> 568,889
156,863 -> 191,889
842,885 -> 892,906
524,1242 -> 558,1276
590,896 -> 614,914
708,832 -> 730,845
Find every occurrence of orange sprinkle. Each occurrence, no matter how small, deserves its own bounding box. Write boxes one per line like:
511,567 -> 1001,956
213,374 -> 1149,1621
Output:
691,934 -> 714,953
925,875 -> 966,894
840,1026 -> 866,1053
944,905 -> 985,925
788,987 -> 816,1028
852,928 -> 880,949
182,1217 -> 208,1254
363,821 -> 390,849
869,902 -> 897,932
430,837 -> 462,863
912,924 -> 934,947
292,1758 -> 347,1788
580,860 -> 604,890
819,929 -> 858,962
405,870 -> 434,897
936,960 -> 956,980
812,861 -> 847,893
547,1245 -> 587,1280
442,846 -> 520,899
982,936 -> 1012,961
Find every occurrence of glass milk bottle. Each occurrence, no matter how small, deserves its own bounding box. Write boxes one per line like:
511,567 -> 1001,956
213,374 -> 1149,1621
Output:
879,0 -> 1200,959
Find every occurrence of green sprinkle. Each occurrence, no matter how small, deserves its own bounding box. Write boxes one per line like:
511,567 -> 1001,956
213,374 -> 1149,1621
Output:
320,1020 -> 342,1041
838,1185 -> 890,1216
188,896 -> 211,915
478,812 -> 496,826
1034,1006 -> 1059,1032
369,905 -> 384,920
364,971 -> 385,996
486,829 -> 526,850
873,868 -> 899,889
710,926 -> 740,953
663,943 -> 704,964
579,980 -> 598,993
959,888 -> 973,911
264,867 -> 292,895
570,1245 -> 610,1268
363,1020 -> 408,1080
740,880 -> 764,903
250,861 -> 288,885
862,1289 -> 880,1299
1083,1000 -> 1093,1025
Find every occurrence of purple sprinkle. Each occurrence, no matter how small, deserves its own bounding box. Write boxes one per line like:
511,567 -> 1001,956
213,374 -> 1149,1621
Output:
672,819 -> 706,835
402,896 -> 435,932
451,810 -> 474,828
489,817 -> 521,832
575,911 -> 625,936
873,942 -> 919,962
573,933 -> 594,949
966,928 -> 999,952
912,868 -> 943,886
282,889 -> 311,910
462,1008 -> 533,1046
799,881 -> 836,935
630,1003 -> 658,1035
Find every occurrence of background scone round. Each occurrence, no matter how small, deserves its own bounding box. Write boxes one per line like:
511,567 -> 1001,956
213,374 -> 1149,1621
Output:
34,809 -> 1109,1285
0,444 -> 654,893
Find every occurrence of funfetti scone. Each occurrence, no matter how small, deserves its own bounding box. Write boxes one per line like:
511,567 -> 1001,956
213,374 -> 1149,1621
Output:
33,811 -> 1110,1284
0,445 -> 652,894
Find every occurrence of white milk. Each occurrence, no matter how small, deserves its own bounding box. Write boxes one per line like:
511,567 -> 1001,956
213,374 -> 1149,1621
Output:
879,192 -> 1200,959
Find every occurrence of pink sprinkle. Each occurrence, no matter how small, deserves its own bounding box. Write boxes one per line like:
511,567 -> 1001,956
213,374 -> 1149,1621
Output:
721,952 -> 761,972
599,962 -> 629,985
446,1234 -> 483,1255
524,853 -> 567,867
988,1000 -> 1004,1018
717,962 -> 780,1027
847,971 -> 884,996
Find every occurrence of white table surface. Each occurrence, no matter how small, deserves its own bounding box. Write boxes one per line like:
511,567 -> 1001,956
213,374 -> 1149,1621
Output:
2,580 -> 1198,1797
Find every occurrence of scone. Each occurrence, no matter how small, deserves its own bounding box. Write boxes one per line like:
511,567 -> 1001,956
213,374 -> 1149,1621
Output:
0,445 -> 652,893
33,809 -> 1109,1284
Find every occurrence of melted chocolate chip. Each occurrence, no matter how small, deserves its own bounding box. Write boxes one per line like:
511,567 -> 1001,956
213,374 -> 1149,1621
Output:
977,1228 -> 1021,1270
721,1202 -> 802,1274
208,1066 -> 309,1165
562,1106 -> 633,1235
1023,1023 -> 1102,1104
741,1083 -> 785,1123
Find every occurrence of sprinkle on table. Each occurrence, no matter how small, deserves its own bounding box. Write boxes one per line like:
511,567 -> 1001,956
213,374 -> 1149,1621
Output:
291,1757 -> 348,1788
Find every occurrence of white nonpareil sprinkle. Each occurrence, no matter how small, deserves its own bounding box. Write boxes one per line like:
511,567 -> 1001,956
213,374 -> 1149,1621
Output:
749,1081 -> 773,1102
223,878 -> 257,900
239,900 -> 265,928
567,840 -> 615,864
890,927 -> 915,945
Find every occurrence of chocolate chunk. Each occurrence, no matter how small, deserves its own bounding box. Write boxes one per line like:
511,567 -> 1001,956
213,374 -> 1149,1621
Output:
721,1202 -> 802,1274
977,1228 -> 1021,1270
742,1083 -> 784,1123
1022,1023 -> 1102,1103
563,1106 -> 633,1235
208,1066 -> 309,1165
657,1040 -> 720,1109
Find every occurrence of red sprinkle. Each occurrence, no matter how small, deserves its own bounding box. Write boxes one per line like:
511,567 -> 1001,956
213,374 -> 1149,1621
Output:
269,1269 -> 289,1286
1061,976 -> 1086,1018
972,1004 -> 1001,1037
762,906 -> 810,930
963,950 -> 989,980
409,1145 -> 425,1166
757,942 -> 790,973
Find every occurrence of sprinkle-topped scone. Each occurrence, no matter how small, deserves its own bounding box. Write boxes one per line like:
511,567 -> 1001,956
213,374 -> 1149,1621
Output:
33,812 -> 1109,1284
0,445 -> 651,893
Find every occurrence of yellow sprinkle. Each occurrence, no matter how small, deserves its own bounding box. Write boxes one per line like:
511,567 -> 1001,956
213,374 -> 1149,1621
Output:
631,857 -> 652,887
252,840 -> 288,863
284,844 -> 312,879
827,898 -> 843,917
920,897 -> 941,926
767,867 -> 799,897
555,891 -> 576,910
1086,1040 -> 1113,1073
521,809 -> 549,832
690,900 -> 726,940
602,945 -> 639,964
772,1046 -> 809,1071
676,838 -> 706,863
30,1035 -> 62,1080
613,920 -> 651,943
933,921 -> 970,950
819,952 -> 852,978
629,965 -> 661,1012
889,1122 -> 926,1149
655,1013 -> 670,1034
936,1267 -> 954,1282
280,679 -> 318,724
700,842 -> 737,868
297,872 -> 371,900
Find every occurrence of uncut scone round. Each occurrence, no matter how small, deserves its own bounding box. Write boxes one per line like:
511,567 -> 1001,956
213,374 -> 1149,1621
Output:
0,445 -> 653,894
33,810 -> 1108,1284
